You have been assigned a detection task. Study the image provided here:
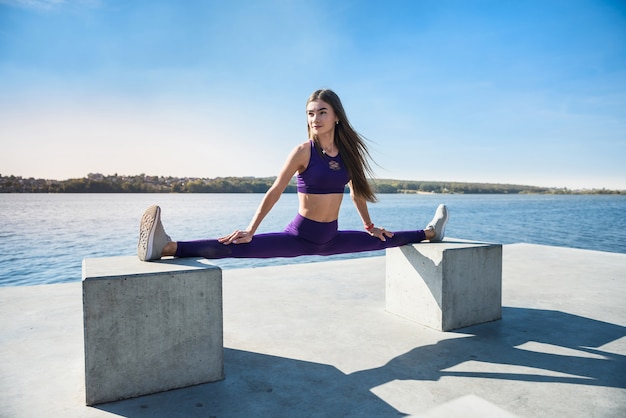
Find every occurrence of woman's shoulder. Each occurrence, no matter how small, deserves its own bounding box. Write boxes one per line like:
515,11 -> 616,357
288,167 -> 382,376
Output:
290,140 -> 313,155
284,140 -> 312,169
297,139 -> 313,149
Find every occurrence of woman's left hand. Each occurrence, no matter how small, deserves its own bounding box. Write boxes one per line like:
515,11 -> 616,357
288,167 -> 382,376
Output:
369,227 -> 394,242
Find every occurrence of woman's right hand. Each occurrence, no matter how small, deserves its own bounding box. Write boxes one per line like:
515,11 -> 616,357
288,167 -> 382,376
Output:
218,229 -> 253,245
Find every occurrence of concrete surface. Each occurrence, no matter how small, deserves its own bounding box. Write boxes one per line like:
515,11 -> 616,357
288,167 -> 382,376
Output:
386,241 -> 502,331
413,394 -> 518,418
82,256 -> 224,405
1,243 -> 625,417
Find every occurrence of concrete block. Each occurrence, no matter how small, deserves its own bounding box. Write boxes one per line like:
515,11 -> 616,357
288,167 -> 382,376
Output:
386,240 -> 502,331
82,256 -> 224,405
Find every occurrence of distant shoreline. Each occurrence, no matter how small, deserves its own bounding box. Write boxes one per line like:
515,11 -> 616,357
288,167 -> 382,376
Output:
0,173 -> 623,195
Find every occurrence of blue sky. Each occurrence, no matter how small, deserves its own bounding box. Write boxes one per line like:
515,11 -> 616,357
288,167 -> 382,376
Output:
1,0 -> 625,189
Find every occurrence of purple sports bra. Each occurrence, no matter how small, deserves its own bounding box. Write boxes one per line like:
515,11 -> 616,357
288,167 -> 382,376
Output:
297,140 -> 350,194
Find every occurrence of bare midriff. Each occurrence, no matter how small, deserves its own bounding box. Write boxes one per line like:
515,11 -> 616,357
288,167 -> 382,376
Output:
297,192 -> 344,223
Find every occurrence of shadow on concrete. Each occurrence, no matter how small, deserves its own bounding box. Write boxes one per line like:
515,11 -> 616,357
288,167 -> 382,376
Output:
399,244 -> 442,309
94,307 -> 625,417
94,348 -> 406,417
351,307 -> 626,390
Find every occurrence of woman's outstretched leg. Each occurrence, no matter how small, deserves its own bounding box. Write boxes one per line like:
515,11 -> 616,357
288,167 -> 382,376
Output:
317,229 -> 426,256
314,203 -> 448,256
138,207 -> 332,261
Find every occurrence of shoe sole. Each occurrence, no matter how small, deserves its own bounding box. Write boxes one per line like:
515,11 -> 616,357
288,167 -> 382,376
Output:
138,205 -> 160,261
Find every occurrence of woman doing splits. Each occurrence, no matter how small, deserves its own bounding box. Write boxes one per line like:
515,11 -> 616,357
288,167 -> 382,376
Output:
138,89 -> 448,262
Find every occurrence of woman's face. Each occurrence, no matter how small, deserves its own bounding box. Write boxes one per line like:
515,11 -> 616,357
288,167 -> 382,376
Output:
307,99 -> 338,139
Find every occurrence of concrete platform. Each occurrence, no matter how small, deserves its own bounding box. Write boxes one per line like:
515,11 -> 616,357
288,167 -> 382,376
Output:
1,243 -> 625,417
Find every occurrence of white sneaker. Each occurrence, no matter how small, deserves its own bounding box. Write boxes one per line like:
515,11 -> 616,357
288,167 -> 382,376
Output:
137,205 -> 171,261
425,204 -> 449,242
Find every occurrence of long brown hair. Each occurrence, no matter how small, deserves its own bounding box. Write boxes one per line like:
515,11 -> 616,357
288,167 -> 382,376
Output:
306,89 -> 377,202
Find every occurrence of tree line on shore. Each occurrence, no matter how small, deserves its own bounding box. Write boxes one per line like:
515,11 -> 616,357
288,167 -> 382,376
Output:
0,173 -> 622,194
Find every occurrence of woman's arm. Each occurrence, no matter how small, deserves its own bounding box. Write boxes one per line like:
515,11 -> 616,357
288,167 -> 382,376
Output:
219,143 -> 308,244
349,181 -> 393,242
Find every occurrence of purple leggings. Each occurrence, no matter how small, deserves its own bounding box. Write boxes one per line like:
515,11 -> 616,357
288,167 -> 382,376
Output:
175,214 -> 427,259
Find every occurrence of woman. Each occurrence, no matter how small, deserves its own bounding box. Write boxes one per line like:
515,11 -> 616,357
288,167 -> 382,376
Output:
138,89 -> 448,262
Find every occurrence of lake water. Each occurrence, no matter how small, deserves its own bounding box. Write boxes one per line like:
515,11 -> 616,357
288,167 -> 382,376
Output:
1,193 -> 625,286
